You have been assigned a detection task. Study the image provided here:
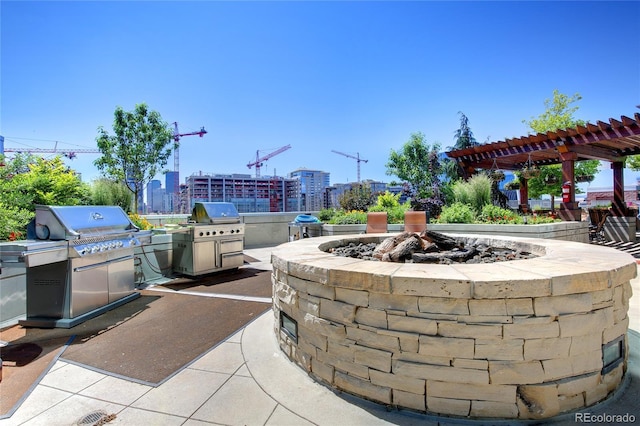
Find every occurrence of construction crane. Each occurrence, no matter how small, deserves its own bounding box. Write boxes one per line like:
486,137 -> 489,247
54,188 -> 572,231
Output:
3,140 -> 100,159
331,150 -> 368,182
171,122 -> 207,212
2,147 -> 101,159
247,144 -> 291,178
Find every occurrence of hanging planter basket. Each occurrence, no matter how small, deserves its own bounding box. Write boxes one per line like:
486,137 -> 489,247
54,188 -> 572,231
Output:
504,180 -> 520,190
489,170 -> 506,182
521,166 -> 540,179
576,175 -> 594,183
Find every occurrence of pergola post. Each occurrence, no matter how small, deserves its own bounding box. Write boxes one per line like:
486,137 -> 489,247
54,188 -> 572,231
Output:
611,161 -> 626,216
558,151 -> 581,221
519,178 -> 529,213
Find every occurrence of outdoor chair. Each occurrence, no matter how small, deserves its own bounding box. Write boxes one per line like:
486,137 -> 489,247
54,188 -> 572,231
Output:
588,208 -> 611,243
404,211 -> 427,233
366,212 -> 388,233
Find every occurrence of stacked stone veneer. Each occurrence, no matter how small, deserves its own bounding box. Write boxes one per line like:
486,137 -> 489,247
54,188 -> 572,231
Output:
271,234 -> 636,420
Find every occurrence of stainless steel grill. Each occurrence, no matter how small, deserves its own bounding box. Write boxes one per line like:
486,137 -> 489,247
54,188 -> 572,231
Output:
18,205 -> 151,328
173,202 -> 245,276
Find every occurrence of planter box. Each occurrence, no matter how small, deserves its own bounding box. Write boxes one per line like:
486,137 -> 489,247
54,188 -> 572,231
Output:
604,217 -> 636,243
322,221 -> 589,243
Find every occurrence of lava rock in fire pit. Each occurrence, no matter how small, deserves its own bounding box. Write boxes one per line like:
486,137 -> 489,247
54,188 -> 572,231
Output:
328,230 -> 538,264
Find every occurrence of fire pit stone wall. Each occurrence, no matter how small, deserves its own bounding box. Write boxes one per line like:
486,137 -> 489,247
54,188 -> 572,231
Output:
271,233 -> 636,420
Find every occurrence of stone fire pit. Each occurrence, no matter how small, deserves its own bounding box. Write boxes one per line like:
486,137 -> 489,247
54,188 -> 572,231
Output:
271,233 -> 636,420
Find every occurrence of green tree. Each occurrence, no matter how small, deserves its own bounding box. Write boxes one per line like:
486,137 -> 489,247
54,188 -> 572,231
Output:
338,183 -> 374,211
627,156 -> 640,170
94,103 -> 174,213
1,155 -> 90,210
0,154 -> 90,240
90,178 -> 133,211
443,112 -> 479,181
386,132 -> 445,218
452,111 -> 478,150
523,90 -> 585,132
521,90 -> 600,201
386,132 -> 442,199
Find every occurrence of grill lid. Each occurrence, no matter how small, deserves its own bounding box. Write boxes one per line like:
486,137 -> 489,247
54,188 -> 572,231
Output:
191,202 -> 240,224
32,205 -> 139,240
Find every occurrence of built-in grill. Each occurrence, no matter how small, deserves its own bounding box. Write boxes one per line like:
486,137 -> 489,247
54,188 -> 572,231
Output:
18,205 -> 151,328
173,202 -> 245,276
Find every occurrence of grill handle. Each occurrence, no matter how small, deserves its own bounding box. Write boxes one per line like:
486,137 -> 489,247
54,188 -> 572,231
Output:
73,255 -> 134,272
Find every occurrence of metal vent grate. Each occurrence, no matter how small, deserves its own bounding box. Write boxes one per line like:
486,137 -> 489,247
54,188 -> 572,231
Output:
75,410 -> 108,426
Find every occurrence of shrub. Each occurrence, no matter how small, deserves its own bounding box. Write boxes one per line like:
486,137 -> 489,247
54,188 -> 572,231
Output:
330,210 -> 368,224
128,213 -> 153,230
0,202 -> 34,241
318,208 -> 337,222
526,215 -> 561,224
373,191 -> 401,209
367,191 -> 410,224
452,173 -> 492,215
437,202 -> 475,224
478,205 -> 522,224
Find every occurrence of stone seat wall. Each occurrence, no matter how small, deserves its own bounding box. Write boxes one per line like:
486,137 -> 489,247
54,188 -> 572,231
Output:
271,234 -> 636,420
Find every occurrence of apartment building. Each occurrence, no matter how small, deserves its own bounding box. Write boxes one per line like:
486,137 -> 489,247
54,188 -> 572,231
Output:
288,168 -> 330,211
182,172 -> 301,213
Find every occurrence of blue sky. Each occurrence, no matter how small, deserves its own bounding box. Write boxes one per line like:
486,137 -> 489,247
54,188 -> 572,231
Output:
2,1 -> 639,193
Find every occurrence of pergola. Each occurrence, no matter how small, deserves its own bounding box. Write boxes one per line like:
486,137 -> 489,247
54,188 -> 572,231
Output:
445,113 -> 640,220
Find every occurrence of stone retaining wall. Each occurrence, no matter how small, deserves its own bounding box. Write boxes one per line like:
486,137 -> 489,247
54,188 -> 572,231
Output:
271,234 -> 636,420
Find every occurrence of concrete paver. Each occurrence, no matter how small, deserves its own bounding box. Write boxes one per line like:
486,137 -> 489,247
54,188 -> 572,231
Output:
130,369 -> 230,418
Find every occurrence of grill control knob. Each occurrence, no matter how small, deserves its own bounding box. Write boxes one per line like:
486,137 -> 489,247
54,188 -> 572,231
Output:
211,231 -> 216,235
199,232 -> 204,237
230,230 -> 234,234
219,231 -> 224,234
206,231 -> 211,236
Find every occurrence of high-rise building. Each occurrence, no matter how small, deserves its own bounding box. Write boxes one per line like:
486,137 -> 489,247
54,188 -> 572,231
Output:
165,171 -> 178,212
288,168 -> 330,211
183,172 -> 301,213
146,180 -> 163,213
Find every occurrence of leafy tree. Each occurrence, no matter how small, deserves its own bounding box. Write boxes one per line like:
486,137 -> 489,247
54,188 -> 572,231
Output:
523,90 -> 585,132
338,183 -> 374,211
23,157 -> 91,207
521,90 -> 600,202
90,178 -> 133,211
0,154 -> 90,240
386,132 -> 442,199
386,132 -> 446,219
1,155 -> 90,210
626,153 -> 640,171
94,103 -> 174,213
